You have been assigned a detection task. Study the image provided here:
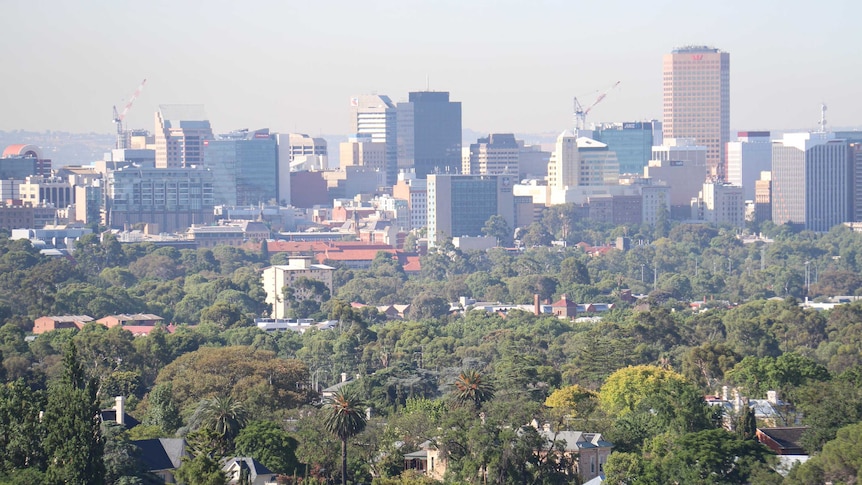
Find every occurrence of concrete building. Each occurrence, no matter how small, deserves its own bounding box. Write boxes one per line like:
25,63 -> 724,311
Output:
518,142 -> 552,179
726,132 -> 772,200
392,171 -> 428,230
592,121 -> 661,175
641,185 -> 671,225
204,129 -> 278,207
692,182 -> 745,227
19,176 -> 74,209
2,144 -> 51,175
644,158 -> 706,219
349,94 -> 398,185
261,258 -> 335,319
33,315 -> 94,334
281,133 -> 327,167
154,105 -> 213,168
651,138 -> 708,166
289,171 -> 329,208
340,134 -> 387,173
663,46 -> 730,180
105,166 -> 215,233
548,132 -> 619,189
426,173 -> 514,247
397,91 -> 462,178
463,133 -> 520,176
754,171 -> 772,223
772,132 -> 852,232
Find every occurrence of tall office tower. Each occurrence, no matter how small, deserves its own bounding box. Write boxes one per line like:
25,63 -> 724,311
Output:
726,132 -> 772,200
663,46 -> 730,180
426,173 -> 514,247
548,132 -> 619,189
772,132 -> 851,232
350,94 -> 398,185
154,105 -> 214,168
593,121 -> 660,175
463,134 -> 520,175
397,91 -> 462,179
834,132 -> 862,222
204,129 -> 278,207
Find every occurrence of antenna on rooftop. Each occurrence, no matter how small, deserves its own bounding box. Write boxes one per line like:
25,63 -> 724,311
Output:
426,75 -> 430,91
818,103 -> 828,133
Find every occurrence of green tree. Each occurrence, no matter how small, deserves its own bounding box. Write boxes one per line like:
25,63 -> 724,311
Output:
0,379 -> 46,474
234,421 -> 301,474
785,421 -> 862,485
42,343 -> 105,485
323,388 -> 368,485
174,453 -> 226,485
188,396 -> 249,455
482,214 -> 513,247
452,369 -> 495,410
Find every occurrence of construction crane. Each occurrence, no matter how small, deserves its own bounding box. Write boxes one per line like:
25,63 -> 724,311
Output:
112,78 -> 147,149
573,80 -> 621,132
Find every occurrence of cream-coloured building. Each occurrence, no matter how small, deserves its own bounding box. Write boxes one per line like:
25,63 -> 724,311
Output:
663,46 -> 730,180
154,105 -> 213,168
691,182 -> 745,227
340,135 -> 386,172
261,258 -> 335,319
462,133 -> 520,176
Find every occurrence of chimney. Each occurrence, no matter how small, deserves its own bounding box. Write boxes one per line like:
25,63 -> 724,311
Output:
115,396 -> 125,426
732,388 -> 742,413
767,390 -> 779,404
534,294 -> 540,315
721,385 -> 729,401
341,372 -> 348,383
543,422 -> 551,433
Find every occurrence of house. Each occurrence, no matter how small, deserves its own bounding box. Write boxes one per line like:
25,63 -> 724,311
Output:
222,457 -> 278,485
133,438 -> 187,484
756,427 -> 809,455
321,373 -> 356,400
551,294 -> 578,319
535,426 -> 613,482
101,396 -> 140,429
403,440 -> 446,481
32,315 -> 93,334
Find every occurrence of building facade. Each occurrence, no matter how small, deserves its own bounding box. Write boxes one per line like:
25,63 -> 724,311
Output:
593,121 -> 660,175
692,182 -> 745,227
772,132 -> 852,232
350,94 -> 398,185
463,133 -> 520,176
662,46 -> 730,180
105,166 -> 215,233
154,105 -> 214,168
726,131 -> 772,201
427,174 -> 514,247
204,129 -> 278,207
261,259 -> 335,319
397,91 -> 462,178
340,134 -> 387,173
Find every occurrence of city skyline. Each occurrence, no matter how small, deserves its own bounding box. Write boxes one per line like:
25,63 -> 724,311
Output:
1,1 -> 860,136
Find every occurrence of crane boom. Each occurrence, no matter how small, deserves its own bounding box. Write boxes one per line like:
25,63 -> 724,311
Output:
113,78 -> 147,149
573,80 -> 621,132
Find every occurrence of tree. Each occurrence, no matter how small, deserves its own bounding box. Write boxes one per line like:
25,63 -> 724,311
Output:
788,421 -> 862,485
188,396 -> 249,454
323,388 -> 368,485
452,369 -> 495,410
174,452 -> 226,485
234,421 -> 301,474
42,343 -> 105,485
0,379 -> 46,474
482,214 -> 513,247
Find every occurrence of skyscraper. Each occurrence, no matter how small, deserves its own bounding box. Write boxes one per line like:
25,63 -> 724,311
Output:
350,94 -> 398,185
426,173 -> 514,247
772,132 -> 852,232
592,121 -> 661,175
204,129 -> 278,207
154,105 -> 214,168
726,132 -> 772,201
463,134 -> 520,176
397,91 -> 462,179
663,46 -> 730,180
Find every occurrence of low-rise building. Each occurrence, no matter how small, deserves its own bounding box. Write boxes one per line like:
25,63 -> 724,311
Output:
33,315 -> 94,334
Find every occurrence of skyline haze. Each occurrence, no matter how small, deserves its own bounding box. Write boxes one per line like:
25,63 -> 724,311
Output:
2,0 -> 860,137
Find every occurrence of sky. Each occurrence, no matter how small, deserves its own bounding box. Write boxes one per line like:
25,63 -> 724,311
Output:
1,0 -> 860,138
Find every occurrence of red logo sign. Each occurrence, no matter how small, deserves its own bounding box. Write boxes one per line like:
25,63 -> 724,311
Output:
692,54 -> 703,61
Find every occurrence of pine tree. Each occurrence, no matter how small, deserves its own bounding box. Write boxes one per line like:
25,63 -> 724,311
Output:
42,343 -> 105,485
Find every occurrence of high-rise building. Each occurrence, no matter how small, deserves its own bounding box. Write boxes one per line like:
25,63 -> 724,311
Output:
397,91 -> 462,178
691,182 -> 745,227
154,105 -> 214,168
350,94 -> 398,185
772,132 -> 852,232
726,132 -> 772,200
463,134 -> 520,176
662,46 -> 730,180
393,171 -> 427,231
204,129 -> 278,207
340,134 -> 386,173
754,171 -> 772,223
427,173 -> 514,247
592,121 -> 661,175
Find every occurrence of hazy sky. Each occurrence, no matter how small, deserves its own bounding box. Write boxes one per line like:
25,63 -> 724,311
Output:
2,0 -> 860,138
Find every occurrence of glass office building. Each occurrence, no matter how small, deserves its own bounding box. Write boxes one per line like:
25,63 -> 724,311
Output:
204,130 -> 278,206
593,121 -> 660,175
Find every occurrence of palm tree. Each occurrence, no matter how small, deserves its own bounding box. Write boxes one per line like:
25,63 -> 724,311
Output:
453,369 -> 495,410
323,388 -> 367,485
191,396 -> 249,452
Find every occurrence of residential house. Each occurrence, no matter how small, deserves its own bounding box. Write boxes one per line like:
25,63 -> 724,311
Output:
133,438 -> 187,484
551,295 -> 578,319
32,315 -> 94,334
101,396 -> 140,429
222,457 -> 278,485
535,426 -> 613,483
403,440 -> 446,481
756,427 -> 808,455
